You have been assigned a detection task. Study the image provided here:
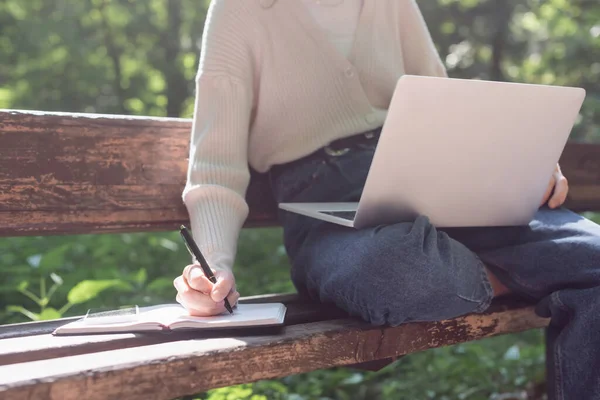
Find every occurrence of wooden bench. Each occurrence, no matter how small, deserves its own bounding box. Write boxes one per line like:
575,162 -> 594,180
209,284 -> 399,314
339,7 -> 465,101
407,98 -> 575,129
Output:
1,109 -> 599,400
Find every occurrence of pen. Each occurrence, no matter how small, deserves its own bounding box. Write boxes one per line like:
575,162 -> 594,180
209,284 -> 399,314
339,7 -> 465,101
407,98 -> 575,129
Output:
179,225 -> 234,314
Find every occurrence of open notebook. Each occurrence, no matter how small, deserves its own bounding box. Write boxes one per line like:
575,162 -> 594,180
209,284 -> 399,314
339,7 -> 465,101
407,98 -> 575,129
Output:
53,303 -> 287,335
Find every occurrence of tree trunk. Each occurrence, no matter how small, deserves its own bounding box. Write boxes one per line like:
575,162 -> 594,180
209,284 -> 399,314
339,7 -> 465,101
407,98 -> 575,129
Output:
163,0 -> 188,118
490,0 -> 515,81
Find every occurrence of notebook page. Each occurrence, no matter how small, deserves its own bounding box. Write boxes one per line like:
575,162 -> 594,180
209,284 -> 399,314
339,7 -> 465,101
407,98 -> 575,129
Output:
53,303 -> 286,335
169,303 -> 286,329
135,304 -> 189,325
51,306 -> 174,335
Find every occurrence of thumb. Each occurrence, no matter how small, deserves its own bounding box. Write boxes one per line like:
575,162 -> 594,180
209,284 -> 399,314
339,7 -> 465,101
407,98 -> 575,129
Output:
210,270 -> 235,303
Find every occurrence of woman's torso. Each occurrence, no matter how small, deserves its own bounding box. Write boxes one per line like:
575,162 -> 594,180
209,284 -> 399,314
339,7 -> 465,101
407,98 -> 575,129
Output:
245,0 -> 412,171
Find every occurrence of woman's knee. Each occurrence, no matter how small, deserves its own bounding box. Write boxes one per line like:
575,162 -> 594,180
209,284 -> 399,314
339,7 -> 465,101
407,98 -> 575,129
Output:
301,219 -> 494,326
360,255 -> 492,326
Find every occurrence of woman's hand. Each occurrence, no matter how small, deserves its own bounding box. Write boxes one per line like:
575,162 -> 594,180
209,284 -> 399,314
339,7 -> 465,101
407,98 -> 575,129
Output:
540,163 -> 569,209
173,264 -> 240,316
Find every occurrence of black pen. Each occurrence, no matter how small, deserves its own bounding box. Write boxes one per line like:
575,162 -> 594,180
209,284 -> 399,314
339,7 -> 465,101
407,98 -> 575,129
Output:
179,225 -> 234,314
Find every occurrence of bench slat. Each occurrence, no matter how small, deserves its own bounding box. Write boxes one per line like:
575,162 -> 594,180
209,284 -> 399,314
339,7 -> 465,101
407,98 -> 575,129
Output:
0,110 -> 276,236
0,295 -> 348,366
0,294 -> 327,340
0,299 -> 548,400
1,110 -> 599,236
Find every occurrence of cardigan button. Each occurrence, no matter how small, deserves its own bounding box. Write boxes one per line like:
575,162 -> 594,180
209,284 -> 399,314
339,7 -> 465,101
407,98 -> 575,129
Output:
259,0 -> 276,8
365,113 -> 379,125
344,66 -> 354,78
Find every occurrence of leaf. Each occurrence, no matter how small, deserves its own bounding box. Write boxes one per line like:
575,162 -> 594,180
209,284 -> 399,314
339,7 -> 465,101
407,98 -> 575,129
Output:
0,88 -> 14,108
26,254 -> 42,268
159,238 -> 178,252
67,279 -> 132,305
341,373 -> 364,385
147,277 -> 174,292
504,345 -> 521,361
39,244 -> 69,270
133,268 -> 147,285
17,280 -> 29,291
39,307 -> 62,321
50,272 -> 63,285
6,305 -> 40,321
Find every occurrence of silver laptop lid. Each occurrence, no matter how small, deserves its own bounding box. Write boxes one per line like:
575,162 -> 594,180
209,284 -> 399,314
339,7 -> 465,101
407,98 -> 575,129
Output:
354,75 -> 585,228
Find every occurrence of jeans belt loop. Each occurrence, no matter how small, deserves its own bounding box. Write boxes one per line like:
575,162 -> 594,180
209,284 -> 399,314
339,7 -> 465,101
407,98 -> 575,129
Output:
324,146 -> 350,157
324,131 -> 376,157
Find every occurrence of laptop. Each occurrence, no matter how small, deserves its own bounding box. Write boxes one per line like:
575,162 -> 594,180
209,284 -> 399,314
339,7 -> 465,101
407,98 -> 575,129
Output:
278,75 -> 586,229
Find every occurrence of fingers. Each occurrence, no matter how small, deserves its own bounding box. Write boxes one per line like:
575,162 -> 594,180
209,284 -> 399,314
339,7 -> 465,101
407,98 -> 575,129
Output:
182,264 -> 213,293
210,270 -> 236,303
174,275 -> 225,316
226,290 -> 241,308
549,172 -> 569,209
541,164 -> 569,209
174,266 -> 239,316
540,174 -> 555,207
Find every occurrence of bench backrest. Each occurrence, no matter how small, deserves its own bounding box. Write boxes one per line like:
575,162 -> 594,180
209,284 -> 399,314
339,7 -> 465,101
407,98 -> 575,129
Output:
1,110 -> 599,237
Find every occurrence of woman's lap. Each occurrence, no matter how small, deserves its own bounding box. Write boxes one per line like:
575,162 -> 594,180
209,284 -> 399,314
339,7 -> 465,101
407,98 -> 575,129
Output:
289,216 -> 493,325
269,132 -> 600,325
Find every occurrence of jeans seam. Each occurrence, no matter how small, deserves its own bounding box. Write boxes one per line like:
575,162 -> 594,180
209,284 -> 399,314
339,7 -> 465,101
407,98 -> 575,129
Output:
482,260 -> 545,301
552,291 -> 571,400
507,272 -> 546,298
456,255 -> 494,313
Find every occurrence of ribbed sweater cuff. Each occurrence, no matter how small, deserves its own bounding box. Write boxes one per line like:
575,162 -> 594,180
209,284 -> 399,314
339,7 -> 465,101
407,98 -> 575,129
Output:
183,186 -> 249,271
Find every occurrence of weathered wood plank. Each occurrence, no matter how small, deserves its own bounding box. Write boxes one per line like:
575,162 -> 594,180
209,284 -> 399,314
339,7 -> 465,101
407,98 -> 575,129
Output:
0,315 -> 81,341
557,142 -> 600,212
0,110 -> 276,236
0,294 -> 347,366
1,110 -> 599,237
0,294 -> 323,340
0,300 -> 548,400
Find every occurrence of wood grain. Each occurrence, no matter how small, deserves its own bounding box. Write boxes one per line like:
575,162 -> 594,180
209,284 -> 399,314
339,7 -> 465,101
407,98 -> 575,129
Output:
0,294 -> 347,365
0,299 -> 548,400
2,110 -> 599,236
0,110 -> 276,236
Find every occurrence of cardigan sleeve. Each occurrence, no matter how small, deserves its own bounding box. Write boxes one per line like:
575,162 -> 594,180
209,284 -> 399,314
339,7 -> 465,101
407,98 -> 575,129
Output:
400,0 -> 448,78
182,0 -> 255,271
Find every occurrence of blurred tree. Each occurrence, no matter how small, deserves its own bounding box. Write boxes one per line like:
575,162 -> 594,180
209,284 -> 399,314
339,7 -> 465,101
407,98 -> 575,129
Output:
0,0 -> 208,116
421,0 -> 600,141
0,0 -> 598,139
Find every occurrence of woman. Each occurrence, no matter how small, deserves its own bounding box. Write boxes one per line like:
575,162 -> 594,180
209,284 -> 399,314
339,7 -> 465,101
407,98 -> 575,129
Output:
173,1 -> 600,398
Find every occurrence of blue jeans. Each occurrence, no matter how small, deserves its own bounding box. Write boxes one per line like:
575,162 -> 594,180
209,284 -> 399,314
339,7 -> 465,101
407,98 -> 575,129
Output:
269,128 -> 600,400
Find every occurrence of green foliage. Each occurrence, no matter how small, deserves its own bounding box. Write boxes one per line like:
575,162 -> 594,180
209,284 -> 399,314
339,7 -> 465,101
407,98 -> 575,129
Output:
585,212 -> 600,225
0,228 -> 291,324
421,0 -> 600,142
0,0 -> 210,117
1,0 -> 598,398
6,273 -> 66,320
67,279 -> 132,304
0,0 -> 598,137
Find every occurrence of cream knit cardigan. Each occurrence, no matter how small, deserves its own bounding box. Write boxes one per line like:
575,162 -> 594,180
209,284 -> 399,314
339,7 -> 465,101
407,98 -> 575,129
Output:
183,0 -> 447,270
